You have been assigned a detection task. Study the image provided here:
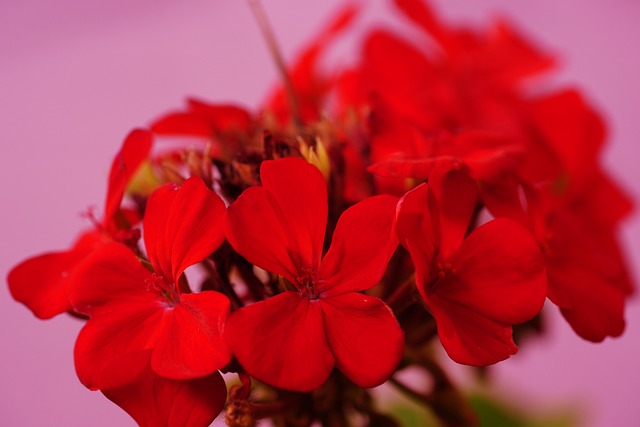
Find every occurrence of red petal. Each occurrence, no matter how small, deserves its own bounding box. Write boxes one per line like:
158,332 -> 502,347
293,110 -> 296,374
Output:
187,99 -> 253,133
225,186 -> 299,282
104,129 -> 153,225
100,350 -> 226,427
143,176 -> 226,284
428,294 -> 518,366
7,231 -> 105,319
260,158 -> 327,270
151,112 -> 213,137
69,242 -> 163,389
481,177 -> 530,227
152,292 -> 231,379
396,184 -> 435,301
449,132 -> 524,183
529,90 -> 604,191
552,264 -> 626,342
74,302 -> 164,390
225,158 -> 327,283
393,0 -> 448,47
364,31 -> 438,128
545,209 -> 630,341
69,241 -> 156,316
369,157 -> 458,180
427,218 -> 546,366
448,218 -> 547,324
225,292 -> 334,392
320,293 -> 404,387
319,195 -> 399,296
429,169 -> 478,259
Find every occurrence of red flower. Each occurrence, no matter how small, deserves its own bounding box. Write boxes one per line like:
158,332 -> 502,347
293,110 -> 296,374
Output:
361,0 -> 553,133
525,181 -> 634,342
396,169 -> 546,366
69,176 -> 230,392
224,158 -> 403,391
7,129 -> 152,319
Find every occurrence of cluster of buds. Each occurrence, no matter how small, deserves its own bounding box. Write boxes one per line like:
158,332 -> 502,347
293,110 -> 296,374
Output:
8,0 -> 633,426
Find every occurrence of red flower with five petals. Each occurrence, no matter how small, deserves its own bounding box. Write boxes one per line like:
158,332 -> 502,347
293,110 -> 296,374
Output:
224,157 -> 404,391
68,176 -> 230,424
396,169 -> 547,365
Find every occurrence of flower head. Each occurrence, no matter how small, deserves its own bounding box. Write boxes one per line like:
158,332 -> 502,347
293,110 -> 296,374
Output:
224,157 -> 404,391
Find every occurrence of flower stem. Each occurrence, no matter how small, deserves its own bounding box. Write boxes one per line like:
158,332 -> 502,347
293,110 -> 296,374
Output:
248,0 -> 303,128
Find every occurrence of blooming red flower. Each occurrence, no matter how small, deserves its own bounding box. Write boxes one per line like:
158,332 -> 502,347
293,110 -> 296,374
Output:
69,176 -> 231,392
479,89 -> 635,342
361,0 -> 553,134
224,157 -> 403,391
7,129 -> 152,319
520,181 -> 634,342
396,169 -> 546,366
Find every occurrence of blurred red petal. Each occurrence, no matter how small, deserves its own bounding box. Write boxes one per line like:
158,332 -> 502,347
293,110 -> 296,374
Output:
151,113 -> 212,137
104,129 -> 153,224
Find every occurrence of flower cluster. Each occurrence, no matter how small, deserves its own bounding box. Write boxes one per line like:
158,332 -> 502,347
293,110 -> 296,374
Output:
8,0 -> 633,426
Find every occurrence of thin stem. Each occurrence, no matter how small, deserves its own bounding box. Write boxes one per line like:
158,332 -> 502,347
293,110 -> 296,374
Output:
248,0 -> 303,128
389,377 -> 432,405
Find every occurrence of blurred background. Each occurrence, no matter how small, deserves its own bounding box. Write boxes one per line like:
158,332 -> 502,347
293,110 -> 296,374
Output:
0,0 -> 638,425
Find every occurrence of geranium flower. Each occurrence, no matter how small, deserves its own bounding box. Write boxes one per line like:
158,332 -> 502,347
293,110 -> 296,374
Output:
224,157 -> 403,391
523,181 -> 634,342
482,90 -> 635,342
361,0 -> 553,133
396,169 -> 546,365
69,176 -> 230,391
8,129 -> 152,319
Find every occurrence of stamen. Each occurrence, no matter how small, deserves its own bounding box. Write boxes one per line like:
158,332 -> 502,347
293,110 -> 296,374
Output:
296,268 -> 324,300
145,273 -> 179,306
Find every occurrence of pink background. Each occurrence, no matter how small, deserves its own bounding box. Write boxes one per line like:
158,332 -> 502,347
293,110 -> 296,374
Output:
1,0 -> 638,425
